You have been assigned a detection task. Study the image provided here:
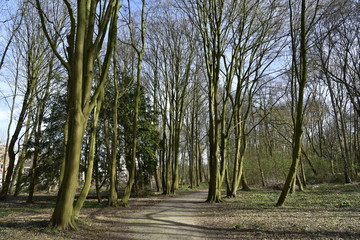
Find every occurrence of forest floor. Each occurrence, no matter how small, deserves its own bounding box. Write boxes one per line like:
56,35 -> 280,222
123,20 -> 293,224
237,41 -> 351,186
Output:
0,183 -> 360,239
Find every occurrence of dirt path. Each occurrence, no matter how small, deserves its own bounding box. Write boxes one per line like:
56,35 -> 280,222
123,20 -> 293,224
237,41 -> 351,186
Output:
104,191 -> 210,240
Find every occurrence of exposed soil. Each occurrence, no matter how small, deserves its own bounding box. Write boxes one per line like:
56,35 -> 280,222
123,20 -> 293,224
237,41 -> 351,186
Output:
1,185 -> 360,239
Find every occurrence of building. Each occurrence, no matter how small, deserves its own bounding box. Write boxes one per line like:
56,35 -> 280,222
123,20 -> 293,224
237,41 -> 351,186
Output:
0,145 -> 9,184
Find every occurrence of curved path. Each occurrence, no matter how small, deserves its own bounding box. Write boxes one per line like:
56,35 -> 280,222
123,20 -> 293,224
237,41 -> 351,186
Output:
105,191 -> 210,240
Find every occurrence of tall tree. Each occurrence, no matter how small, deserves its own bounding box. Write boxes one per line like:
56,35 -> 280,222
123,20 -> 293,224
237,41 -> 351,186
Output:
276,0 -> 319,206
121,0 -> 146,207
314,0 -> 359,182
0,3 -> 41,199
108,54 -> 119,206
1,48 -> 20,188
27,51 -> 54,203
35,0 -> 120,229
0,0 -> 24,70
227,0 -> 285,197
181,0 -> 240,203
73,70 -> 105,216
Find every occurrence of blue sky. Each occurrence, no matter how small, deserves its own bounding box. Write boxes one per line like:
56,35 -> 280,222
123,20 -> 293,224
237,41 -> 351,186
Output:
0,0 -> 19,144
0,80 -> 16,145
0,94 -> 11,144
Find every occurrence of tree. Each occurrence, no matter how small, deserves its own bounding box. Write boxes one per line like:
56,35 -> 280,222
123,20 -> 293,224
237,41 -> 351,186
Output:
36,91 -> 67,193
35,0 -> 120,229
27,50 -> 55,203
73,64 -> 106,215
1,47 -> 20,188
185,72 -> 207,188
121,0 -> 146,207
0,2 -> 41,199
317,0 -> 359,117
0,0 -> 24,70
314,0 -> 359,182
0,1 -> 26,187
119,79 -> 160,192
180,0 -> 241,203
276,0 -> 319,206
107,55 -> 120,206
225,0 -> 285,198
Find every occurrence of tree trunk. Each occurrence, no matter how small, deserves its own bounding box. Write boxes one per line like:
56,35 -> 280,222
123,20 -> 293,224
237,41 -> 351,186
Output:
161,131 -> 167,194
27,58 -> 53,203
296,174 -> 304,192
154,165 -> 160,192
2,59 -> 19,187
241,171 -> 251,191
122,0 -> 145,206
41,0 -> 120,229
108,58 -> 119,206
277,0 -> 308,207
229,115 -> 247,197
121,59 -> 142,206
12,102 -> 32,196
171,128 -> 180,193
206,96 -> 222,202
0,69 -> 35,200
27,117 -> 41,203
51,109 -> 86,229
94,147 -> 103,203
301,149 -> 317,176
225,169 -> 232,197
73,100 -> 102,217
59,116 -> 69,188
49,0 -> 89,227
257,150 -> 266,187
197,128 -> 203,184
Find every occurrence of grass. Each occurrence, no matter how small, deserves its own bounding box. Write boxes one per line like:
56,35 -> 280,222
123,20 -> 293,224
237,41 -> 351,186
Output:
0,183 -> 359,239
235,183 -> 359,210
202,183 -> 360,239
282,183 -> 359,211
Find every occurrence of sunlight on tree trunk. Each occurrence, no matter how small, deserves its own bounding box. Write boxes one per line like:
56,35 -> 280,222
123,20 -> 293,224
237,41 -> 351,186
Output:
121,0 -> 146,207
35,0 -> 121,229
277,0 -> 314,207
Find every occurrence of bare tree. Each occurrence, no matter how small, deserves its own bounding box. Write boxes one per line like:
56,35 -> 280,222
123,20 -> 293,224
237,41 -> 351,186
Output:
276,0 -> 321,206
121,0 -> 146,207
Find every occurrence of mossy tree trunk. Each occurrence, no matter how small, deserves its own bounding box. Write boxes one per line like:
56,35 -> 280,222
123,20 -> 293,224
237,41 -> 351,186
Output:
190,0 -> 235,203
73,91 -> 103,217
277,0 -> 315,206
108,55 -> 119,207
121,0 -> 146,207
36,0 -> 120,229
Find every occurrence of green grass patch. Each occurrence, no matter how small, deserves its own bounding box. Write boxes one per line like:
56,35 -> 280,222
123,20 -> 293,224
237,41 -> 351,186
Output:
227,183 -> 360,211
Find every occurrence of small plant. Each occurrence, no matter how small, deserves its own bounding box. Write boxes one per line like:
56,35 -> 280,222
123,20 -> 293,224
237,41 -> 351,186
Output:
338,200 -> 351,208
234,224 -> 241,229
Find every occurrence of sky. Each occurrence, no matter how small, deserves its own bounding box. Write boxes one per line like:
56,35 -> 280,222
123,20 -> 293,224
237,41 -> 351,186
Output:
0,80 -> 16,145
0,0 -> 21,145
0,38 -> 18,145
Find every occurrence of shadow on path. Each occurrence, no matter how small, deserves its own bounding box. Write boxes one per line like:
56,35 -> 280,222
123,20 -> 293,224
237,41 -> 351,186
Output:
104,191 -> 213,240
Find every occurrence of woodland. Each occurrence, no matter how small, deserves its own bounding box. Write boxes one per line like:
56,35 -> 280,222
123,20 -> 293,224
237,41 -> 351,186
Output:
0,0 -> 359,234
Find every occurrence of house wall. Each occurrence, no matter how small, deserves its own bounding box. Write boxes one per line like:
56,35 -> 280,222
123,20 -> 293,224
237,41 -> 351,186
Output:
0,145 -> 9,183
